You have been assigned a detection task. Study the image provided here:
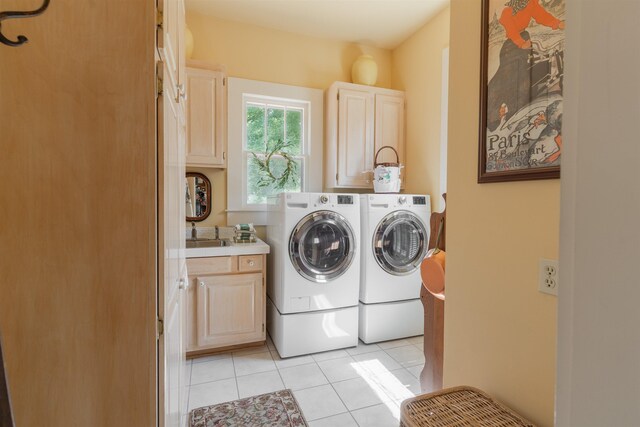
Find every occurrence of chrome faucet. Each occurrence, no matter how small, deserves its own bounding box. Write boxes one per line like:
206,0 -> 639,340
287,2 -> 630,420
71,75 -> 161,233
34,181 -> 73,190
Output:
191,222 -> 198,240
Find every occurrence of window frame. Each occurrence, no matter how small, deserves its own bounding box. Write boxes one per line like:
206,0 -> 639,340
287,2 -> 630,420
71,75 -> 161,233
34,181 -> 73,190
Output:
227,78 -> 323,225
243,97 -> 308,206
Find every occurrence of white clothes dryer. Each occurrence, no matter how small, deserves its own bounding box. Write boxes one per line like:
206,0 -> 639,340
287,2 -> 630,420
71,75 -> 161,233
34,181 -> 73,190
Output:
266,192 -> 360,357
359,194 -> 430,343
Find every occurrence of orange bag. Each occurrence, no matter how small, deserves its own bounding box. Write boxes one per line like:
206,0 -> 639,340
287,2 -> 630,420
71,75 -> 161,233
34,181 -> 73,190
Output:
421,217 -> 445,300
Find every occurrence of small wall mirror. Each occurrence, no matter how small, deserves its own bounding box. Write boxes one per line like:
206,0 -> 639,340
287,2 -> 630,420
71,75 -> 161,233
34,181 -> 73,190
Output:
186,172 -> 211,222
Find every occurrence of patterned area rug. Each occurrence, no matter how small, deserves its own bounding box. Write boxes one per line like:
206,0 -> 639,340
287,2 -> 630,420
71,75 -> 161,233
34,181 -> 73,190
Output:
190,389 -> 308,427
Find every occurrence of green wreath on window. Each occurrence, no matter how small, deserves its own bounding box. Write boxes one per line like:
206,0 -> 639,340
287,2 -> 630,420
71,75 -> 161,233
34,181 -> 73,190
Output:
250,139 -> 298,190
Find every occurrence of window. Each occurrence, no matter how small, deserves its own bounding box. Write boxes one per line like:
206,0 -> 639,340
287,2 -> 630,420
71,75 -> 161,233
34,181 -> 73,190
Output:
227,78 -> 323,225
244,98 -> 306,205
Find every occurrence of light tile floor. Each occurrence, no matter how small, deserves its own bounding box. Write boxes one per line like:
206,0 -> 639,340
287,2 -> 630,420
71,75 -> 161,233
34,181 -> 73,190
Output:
186,335 -> 425,426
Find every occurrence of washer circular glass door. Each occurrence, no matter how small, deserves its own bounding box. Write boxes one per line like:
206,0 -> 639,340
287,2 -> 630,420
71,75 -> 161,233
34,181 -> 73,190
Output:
373,211 -> 428,275
289,211 -> 356,283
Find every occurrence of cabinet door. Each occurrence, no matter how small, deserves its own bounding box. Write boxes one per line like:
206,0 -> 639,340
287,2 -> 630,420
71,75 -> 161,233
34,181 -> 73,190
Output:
185,276 -> 197,352
158,0 -> 184,104
337,88 -> 374,187
179,264 -> 189,425
196,274 -> 264,348
374,94 -> 405,167
186,67 -> 226,167
158,18 -> 186,427
158,1 -> 186,425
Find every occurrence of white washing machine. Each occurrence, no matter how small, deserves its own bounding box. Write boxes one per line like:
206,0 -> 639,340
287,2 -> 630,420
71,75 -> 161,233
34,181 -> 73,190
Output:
266,192 -> 360,357
359,194 -> 430,343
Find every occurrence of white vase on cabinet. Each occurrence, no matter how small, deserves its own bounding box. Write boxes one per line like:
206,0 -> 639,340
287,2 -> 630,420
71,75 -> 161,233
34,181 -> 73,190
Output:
351,54 -> 378,86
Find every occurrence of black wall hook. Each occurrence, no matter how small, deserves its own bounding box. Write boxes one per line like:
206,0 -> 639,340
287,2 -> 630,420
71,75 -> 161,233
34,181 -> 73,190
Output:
0,0 -> 50,47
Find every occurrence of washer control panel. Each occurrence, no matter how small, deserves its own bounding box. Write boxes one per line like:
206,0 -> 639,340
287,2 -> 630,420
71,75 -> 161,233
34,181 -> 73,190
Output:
337,195 -> 354,205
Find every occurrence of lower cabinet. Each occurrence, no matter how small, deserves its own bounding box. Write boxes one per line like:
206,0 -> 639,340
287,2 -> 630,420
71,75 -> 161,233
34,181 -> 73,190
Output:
186,254 -> 266,354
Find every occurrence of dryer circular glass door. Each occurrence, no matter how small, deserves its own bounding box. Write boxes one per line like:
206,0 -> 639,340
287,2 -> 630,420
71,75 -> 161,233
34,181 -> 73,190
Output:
373,211 -> 428,275
289,211 -> 356,283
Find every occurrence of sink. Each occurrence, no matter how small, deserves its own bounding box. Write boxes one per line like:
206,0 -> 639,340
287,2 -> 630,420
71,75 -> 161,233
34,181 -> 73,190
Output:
186,239 -> 228,249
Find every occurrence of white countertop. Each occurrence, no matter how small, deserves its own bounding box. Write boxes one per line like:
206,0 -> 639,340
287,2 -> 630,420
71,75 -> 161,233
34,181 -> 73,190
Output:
185,237 -> 270,258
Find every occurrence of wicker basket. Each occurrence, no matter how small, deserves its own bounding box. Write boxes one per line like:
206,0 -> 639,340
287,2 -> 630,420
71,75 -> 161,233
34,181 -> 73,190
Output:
400,386 -> 535,427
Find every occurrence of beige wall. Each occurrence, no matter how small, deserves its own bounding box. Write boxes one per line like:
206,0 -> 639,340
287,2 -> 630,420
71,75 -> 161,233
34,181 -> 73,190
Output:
185,12 -> 392,230
444,1 -> 559,426
187,13 -> 392,90
391,7 -> 450,211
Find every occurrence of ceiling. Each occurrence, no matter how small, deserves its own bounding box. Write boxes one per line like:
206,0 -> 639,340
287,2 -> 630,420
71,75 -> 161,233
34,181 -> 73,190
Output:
185,0 -> 450,50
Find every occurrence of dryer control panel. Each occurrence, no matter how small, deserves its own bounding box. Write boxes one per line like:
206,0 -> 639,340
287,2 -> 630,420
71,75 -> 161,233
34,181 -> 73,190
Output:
413,196 -> 427,205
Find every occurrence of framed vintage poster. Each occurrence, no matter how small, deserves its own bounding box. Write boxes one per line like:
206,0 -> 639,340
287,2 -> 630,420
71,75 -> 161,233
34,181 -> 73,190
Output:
478,0 -> 565,183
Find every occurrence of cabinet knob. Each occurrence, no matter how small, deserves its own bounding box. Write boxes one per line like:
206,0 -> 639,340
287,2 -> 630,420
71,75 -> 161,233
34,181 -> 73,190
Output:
199,281 -> 205,288
178,278 -> 186,290
248,260 -> 255,267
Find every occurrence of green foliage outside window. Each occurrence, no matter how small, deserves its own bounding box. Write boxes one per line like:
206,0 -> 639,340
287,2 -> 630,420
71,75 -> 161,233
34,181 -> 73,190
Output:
246,103 -> 304,204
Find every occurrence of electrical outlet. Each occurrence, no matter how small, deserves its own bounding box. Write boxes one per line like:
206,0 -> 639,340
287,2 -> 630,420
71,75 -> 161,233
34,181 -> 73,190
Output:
539,259 -> 559,296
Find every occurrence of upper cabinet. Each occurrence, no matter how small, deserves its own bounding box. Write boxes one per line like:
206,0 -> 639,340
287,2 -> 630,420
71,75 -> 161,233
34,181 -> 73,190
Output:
185,61 -> 227,168
325,82 -> 405,189
158,0 -> 186,100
